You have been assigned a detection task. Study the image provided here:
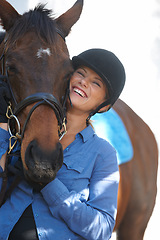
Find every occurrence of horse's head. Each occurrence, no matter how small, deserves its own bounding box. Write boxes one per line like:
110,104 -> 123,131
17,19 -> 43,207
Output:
0,0 -> 83,188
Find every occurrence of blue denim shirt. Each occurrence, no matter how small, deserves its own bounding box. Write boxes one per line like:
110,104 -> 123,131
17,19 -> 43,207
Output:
0,125 -> 119,240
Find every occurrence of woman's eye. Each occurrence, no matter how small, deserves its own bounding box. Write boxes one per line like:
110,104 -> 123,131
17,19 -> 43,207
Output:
93,81 -> 101,87
77,71 -> 84,77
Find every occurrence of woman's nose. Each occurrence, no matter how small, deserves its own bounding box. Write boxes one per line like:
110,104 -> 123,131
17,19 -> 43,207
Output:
80,77 -> 89,87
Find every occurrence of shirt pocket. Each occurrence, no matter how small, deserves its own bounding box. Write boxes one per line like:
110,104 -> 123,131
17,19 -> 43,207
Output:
57,153 -> 90,192
63,157 -> 84,173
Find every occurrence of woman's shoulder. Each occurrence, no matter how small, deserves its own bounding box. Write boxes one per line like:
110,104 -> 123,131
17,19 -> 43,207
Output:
79,125 -> 117,165
81,125 -> 116,154
93,132 -> 116,154
86,128 -> 117,162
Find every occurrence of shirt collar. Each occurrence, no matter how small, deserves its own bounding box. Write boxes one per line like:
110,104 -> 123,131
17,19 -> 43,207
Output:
77,125 -> 95,143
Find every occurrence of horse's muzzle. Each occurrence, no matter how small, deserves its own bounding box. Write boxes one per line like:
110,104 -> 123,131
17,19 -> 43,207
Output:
24,140 -> 63,187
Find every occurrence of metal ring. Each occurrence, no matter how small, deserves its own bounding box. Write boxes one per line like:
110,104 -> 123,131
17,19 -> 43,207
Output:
8,114 -> 21,137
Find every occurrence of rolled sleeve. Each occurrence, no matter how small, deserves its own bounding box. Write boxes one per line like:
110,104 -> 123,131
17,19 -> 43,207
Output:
0,128 -> 10,159
41,178 -> 70,206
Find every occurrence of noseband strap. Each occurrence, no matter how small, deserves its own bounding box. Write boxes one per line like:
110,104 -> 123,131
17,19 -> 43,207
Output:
14,93 -> 65,138
14,92 -> 63,117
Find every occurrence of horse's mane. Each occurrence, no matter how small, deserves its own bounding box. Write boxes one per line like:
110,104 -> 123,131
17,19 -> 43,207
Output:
7,4 -> 57,46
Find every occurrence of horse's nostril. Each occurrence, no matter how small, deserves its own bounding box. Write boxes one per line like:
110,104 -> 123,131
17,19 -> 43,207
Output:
24,139 -> 63,183
26,141 -> 35,166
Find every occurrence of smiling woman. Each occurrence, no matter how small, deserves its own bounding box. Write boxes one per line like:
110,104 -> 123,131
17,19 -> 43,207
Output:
58,48 -> 126,239
69,66 -> 108,116
70,49 -> 125,123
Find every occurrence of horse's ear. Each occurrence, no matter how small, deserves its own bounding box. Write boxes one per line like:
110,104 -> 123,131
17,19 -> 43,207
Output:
0,0 -> 21,31
55,0 -> 83,37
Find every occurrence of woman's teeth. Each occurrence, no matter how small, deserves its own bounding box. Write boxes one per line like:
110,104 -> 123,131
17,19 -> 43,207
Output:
73,88 -> 85,97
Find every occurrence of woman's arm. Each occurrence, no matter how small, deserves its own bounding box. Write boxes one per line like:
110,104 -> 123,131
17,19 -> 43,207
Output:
41,151 -> 119,240
0,124 -> 10,193
0,123 -> 8,171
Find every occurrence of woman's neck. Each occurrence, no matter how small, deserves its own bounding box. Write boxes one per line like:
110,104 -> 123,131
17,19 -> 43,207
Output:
67,111 -> 87,132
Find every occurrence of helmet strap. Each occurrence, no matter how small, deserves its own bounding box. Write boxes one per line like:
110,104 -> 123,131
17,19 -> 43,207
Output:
86,99 -> 111,126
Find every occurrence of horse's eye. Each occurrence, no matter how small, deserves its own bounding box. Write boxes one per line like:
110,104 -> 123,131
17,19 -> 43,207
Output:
6,65 -> 18,74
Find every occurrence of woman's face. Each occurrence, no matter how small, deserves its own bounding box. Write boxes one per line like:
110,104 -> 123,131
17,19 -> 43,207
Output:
69,66 -> 108,114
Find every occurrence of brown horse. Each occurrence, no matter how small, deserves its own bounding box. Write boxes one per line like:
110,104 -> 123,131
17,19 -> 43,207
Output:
113,99 -> 158,239
0,0 -> 158,239
0,0 -> 83,189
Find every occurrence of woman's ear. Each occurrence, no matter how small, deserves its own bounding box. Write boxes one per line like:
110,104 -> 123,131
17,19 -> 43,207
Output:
98,104 -> 111,113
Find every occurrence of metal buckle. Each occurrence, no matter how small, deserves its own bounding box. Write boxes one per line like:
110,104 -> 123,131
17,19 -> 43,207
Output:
59,118 -> 67,141
6,103 -> 21,153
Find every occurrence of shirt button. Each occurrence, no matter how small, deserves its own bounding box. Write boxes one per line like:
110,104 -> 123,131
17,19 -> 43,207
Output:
66,147 -> 69,151
35,213 -> 38,217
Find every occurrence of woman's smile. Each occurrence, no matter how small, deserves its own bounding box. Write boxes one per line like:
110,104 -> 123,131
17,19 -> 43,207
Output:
69,66 -> 107,113
72,86 -> 88,98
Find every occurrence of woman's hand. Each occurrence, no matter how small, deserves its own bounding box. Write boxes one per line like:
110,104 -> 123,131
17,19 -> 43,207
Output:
0,123 -> 8,130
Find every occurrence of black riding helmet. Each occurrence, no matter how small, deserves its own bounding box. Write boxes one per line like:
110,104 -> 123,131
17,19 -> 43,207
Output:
72,48 -> 126,121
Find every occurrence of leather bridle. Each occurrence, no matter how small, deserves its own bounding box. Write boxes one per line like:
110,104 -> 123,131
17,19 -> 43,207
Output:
6,92 -> 67,140
0,28 -> 69,153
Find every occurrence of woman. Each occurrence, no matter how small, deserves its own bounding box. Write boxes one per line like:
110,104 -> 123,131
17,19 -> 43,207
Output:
0,48 -> 125,240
